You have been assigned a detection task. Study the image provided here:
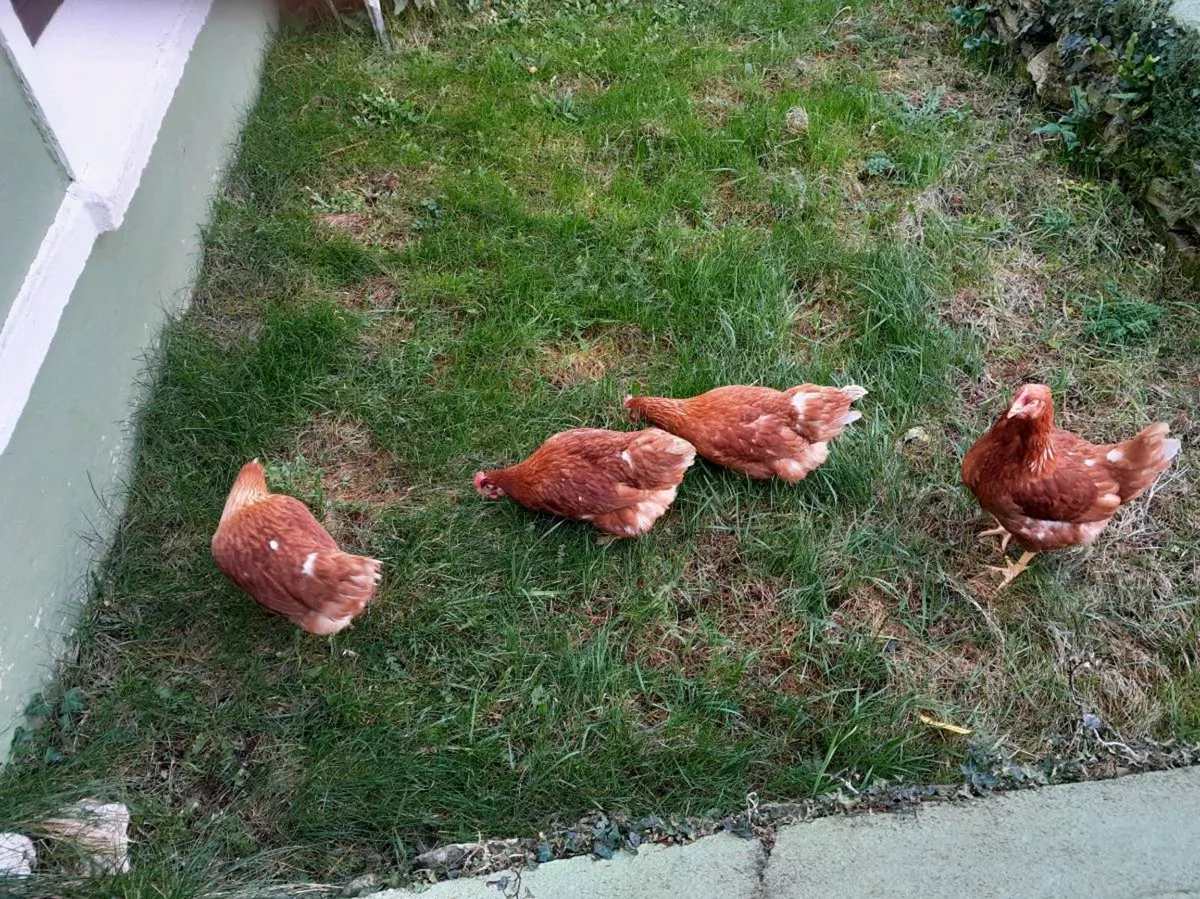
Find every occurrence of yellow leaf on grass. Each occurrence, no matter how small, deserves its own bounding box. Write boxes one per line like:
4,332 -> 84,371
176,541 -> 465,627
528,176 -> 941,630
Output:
918,713 -> 972,736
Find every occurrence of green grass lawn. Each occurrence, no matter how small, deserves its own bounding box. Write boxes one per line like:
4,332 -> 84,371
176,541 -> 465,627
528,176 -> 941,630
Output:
3,0 -> 1198,893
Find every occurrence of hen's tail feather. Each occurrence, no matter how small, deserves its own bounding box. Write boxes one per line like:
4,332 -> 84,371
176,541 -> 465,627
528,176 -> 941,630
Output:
840,384 -> 869,401
303,551 -> 382,619
1109,422 -> 1180,502
787,383 -> 868,442
623,429 -> 696,489
592,486 -> 679,538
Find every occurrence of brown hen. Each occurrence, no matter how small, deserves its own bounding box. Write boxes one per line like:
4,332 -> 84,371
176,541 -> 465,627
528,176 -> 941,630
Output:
962,384 -> 1180,588
211,460 -> 382,634
624,383 -> 867,482
474,428 -> 696,537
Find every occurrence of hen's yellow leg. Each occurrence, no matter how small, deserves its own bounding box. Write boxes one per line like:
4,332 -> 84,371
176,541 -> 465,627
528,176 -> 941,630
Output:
986,551 -> 1037,590
976,517 -> 1012,553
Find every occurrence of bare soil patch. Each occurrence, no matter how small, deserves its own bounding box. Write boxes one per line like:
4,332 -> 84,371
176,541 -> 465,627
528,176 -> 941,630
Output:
291,412 -> 410,541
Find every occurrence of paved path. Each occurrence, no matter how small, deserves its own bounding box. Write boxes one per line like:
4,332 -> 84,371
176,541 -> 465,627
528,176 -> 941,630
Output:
377,766 -> 1200,898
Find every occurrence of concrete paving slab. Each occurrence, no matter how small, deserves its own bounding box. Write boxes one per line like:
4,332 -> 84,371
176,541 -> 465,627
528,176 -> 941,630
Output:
765,766 -> 1200,898
378,832 -> 763,899
1173,0 -> 1200,26
373,767 -> 1200,899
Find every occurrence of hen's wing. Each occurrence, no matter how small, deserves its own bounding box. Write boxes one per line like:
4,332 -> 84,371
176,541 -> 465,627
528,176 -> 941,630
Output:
620,428 -> 697,489
994,458 -> 1122,551
1005,466 -> 1121,524
996,432 -> 1122,526
683,385 -> 862,464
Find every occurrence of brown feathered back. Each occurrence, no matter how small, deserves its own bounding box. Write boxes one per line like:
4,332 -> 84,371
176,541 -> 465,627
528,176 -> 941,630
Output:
475,428 -> 695,537
212,460 -> 382,634
625,383 -> 866,481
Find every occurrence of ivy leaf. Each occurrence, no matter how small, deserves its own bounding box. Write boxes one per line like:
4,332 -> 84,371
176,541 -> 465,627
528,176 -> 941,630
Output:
63,688 -> 86,714
24,695 -> 53,719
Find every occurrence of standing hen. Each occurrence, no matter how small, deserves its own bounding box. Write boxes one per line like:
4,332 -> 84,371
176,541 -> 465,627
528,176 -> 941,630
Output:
212,460 -> 382,634
962,384 -> 1180,588
474,428 -> 696,537
624,383 -> 867,482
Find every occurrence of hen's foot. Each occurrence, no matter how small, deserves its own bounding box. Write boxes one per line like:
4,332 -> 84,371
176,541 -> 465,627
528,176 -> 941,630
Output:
986,550 -> 1037,590
976,520 -> 1013,554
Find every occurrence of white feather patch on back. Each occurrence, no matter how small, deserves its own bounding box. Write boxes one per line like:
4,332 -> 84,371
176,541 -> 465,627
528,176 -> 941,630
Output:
302,552 -> 318,577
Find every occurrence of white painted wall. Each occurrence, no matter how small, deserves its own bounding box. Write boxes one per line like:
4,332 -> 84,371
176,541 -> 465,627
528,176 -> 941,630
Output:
0,0 -> 216,458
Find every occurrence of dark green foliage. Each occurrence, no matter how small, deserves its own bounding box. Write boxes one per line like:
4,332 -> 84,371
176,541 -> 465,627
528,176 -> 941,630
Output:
949,4 -> 1004,54
1081,292 -> 1166,345
957,0 -> 1200,265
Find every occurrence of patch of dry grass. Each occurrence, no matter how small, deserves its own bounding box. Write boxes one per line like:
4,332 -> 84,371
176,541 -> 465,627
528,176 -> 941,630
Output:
276,412 -> 410,543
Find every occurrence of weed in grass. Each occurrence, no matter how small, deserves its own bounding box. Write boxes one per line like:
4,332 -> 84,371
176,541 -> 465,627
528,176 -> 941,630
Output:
1,0 -> 1197,891
352,87 -> 422,130
1080,288 -> 1166,346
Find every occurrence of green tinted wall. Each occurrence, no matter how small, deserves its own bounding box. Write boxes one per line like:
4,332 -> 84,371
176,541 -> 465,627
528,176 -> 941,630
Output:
0,0 -> 275,749
0,49 -> 67,325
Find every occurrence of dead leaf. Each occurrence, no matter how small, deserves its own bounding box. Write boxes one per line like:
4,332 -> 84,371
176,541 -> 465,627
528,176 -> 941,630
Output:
919,713 -> 973,735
